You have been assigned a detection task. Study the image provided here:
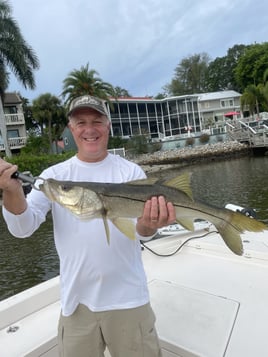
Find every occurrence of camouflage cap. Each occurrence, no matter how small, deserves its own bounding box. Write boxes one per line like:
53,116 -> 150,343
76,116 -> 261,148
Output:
68,95 -> 110,118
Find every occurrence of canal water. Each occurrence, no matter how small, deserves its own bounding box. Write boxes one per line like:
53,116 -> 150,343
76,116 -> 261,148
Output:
0,156 -> 267,301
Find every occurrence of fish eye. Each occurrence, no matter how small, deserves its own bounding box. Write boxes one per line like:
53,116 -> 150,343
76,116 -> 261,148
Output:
61,185 -> 71,191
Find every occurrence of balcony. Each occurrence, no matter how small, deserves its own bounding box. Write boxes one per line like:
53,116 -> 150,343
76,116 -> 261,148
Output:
5,113 -> 25,125
0,136 -> 27,151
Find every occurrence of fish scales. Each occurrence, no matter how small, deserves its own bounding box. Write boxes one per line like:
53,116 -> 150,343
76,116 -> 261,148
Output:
39,173 -> 267,255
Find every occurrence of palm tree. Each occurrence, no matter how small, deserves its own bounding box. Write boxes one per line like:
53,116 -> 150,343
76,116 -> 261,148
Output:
114,86 -> 131,98
62,63 -> 115,107
32,93 -> 66,154
240,84 -> 262,118
262,69 -> 268,106
0,0 -> 39,157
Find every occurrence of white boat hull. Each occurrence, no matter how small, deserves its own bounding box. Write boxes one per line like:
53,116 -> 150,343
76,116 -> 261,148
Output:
1,224 -> 268,356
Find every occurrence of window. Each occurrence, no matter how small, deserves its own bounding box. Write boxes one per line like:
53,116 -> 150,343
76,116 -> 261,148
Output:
221,99 -> 234,108
4,106 -> 17,114
7,129 -> 19,138
128,103 -> 137,117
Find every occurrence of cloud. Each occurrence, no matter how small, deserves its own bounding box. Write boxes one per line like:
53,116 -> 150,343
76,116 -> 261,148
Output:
8,0 -> 268,101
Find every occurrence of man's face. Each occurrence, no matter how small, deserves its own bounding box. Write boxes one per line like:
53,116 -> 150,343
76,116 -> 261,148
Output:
68,107 -> 111,162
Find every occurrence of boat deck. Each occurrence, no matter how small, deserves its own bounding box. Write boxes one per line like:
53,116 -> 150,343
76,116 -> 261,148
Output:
143,227 -> 268,356
1,226 -> 268,356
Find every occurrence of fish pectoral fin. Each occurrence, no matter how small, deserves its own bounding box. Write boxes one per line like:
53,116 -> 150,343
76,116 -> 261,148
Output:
164,173 -> 193,200
102,214 -> 110,244
111,218 -> 136,240
176,218 -> 195,231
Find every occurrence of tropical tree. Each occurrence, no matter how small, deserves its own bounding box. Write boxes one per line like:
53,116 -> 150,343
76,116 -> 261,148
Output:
62,63 -> 116,107
164,53 -> 211,96
113,86 -> 131,98
32,93 -> 66,153
235,42 -> 268,92
240,84 -> 263,118
206,44 -> 248,92
18,94 -> 38,132
262,68 -> 268,106
0,0 -> 39,157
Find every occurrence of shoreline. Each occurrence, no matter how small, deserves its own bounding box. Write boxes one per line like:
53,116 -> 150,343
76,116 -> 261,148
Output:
130,141 -> 251,174
0,142 -> 253,202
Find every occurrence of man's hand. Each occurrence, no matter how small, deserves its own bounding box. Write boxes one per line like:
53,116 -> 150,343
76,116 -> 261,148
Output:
0,158 -> 20,192
0,158 -> 27,214
136,196 -> 176,237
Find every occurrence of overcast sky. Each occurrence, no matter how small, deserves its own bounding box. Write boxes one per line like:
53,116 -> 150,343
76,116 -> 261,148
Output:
7,0 -> 268,102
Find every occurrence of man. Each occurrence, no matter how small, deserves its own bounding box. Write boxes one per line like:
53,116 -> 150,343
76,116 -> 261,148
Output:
0,95 -> 176,357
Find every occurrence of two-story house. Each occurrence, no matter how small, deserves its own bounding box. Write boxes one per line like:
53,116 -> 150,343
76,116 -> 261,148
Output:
198,90 -> 241,127
0,92 -> 27,153
59,90 -> 242,151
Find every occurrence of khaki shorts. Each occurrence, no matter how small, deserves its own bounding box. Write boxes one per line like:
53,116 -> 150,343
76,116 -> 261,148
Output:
58,303 -> 162,357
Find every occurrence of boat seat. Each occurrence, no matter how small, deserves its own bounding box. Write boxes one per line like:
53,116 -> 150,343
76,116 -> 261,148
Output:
0,277 -> 60,357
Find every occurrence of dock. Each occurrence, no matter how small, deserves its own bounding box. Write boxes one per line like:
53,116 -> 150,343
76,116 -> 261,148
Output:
226,118 -> 268,153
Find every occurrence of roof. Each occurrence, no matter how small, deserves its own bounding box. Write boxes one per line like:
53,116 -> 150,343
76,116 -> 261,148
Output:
3,92 -> 22,105
110,94 -> 199,103
197,90 -> 241,101
110,91 -> 239,104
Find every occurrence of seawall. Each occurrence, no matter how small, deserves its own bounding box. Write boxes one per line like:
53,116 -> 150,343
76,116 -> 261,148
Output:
130,141 -> 251,174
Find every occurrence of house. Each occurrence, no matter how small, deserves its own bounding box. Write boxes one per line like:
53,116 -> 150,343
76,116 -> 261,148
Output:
60,90 -> 242,151
0,92 -> 27,153
198,90 -> 242,127
108,94 -> 200,140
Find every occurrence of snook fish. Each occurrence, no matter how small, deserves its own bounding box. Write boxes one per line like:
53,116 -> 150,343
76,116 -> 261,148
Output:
38,173 -> 267,255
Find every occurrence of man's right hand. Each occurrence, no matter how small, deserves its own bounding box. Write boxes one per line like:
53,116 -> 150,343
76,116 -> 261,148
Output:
0,158 -> 20,192
0,158 -> 27,214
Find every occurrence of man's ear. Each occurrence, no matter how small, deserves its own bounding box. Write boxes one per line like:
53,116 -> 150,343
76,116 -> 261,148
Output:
68,121 -> 73,131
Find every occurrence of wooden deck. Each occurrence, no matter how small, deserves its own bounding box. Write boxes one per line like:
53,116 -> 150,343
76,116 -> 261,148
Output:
226,119 -> 268,150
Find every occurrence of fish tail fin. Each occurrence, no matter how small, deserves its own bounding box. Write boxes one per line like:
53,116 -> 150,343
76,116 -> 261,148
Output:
228,210 -> 267,233
215,211 -> 267,255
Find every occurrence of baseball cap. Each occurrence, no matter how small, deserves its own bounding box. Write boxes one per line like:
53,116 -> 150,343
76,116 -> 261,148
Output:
68,95 -> 110,118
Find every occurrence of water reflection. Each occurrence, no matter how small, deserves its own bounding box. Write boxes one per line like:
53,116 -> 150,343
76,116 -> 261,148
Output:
158,156 -> 268,223
0,212 -> 59,300
0,156 -> 267,301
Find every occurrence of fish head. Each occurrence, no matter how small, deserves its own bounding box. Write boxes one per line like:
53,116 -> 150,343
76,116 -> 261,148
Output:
39,178 -> 103,219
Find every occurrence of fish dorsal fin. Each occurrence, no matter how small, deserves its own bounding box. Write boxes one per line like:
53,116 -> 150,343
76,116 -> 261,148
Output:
164,173 -> 193,200
127,178 -> 159,186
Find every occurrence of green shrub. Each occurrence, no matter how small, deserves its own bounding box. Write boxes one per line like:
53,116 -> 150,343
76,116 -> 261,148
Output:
21,134 -> 50,155
7,152 -> 75,176
126,135 -> 148,154
108,136 -> 128,149
147,141 -> 162,153
199,133 -> 210,144
185,137 -> 195,147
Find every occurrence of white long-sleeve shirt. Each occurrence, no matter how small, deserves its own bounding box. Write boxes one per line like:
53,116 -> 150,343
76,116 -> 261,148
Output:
3,154 -> 150,316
